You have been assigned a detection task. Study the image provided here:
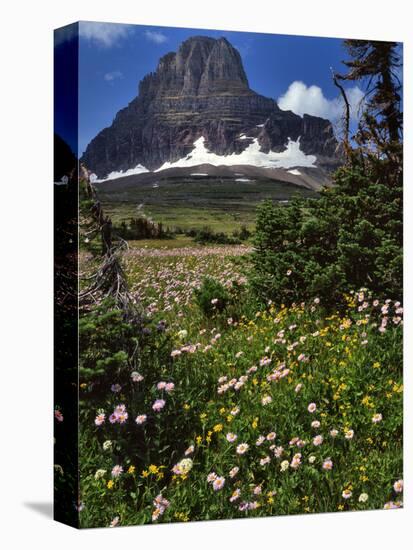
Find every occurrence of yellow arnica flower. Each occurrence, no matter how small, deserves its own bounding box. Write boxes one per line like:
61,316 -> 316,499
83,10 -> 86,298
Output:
107,480 -> 114,489
148,464 -> 159,474
213,424 -> 223,432
128,465 -> 135,474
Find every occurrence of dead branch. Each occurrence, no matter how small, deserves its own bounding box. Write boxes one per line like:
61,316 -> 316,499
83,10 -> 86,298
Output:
331,67 -> 351,159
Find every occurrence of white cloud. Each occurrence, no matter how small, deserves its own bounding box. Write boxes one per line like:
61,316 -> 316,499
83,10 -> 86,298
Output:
278,81 -> 364,122
144,30 -> 168,44
79,22 -> 131,48
104,70 -> 123,82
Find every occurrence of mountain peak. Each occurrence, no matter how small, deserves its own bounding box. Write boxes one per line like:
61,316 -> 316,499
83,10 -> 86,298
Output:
82,36 -> 338,177
148,35 -> 250,98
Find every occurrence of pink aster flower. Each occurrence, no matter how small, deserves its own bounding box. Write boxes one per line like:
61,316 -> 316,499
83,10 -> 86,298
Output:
109,516 -> 119,528
383,500 -> 403,509
322,458 -> 333,470
152,399 -> 166,412
165,382 -> 175,393
111,465 -> 123,478
230,488 -> 241,502
344,429 -> 354,440
290,453 -> 302,469
94,413 -> 105,426
307,402 -> 317,413
207,472 -> 217,483
151,508 -> 161,522
372,413 -> 383,423
393,479 -> 403,493
135,414 -> 147,425
236,443 -> 249,455
131,371 -> 144,382
119,413 -> 128,423
54,409 -> 64,422
273,446 -> 284,458
261,395 -> 272,406
229,466 -> 239,478
213,476 -> 225,491
226,433 -> 238,443
157,381 -> 167,390
111,384 -> 122,393
313,435 -> 323,446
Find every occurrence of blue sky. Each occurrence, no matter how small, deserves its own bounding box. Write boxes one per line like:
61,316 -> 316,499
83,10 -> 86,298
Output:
57,22 -> 371,155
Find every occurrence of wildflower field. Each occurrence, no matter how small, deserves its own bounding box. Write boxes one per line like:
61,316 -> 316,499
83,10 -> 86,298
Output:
74,244 -> 403,528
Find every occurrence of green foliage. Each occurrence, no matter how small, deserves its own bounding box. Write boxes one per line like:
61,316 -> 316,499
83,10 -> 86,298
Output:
79,299 -> 134,388
193,226 -> 241,245
194,277 -> 231,316
251,159 -> 402,306
116,217 -> 173,240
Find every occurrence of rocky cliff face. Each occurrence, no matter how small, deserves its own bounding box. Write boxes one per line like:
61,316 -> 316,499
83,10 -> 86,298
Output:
82,36 -> 339,178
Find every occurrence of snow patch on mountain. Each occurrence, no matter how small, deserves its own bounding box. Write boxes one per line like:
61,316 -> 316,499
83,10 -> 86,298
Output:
96,164 -> 149,182
155,136 -> 316,172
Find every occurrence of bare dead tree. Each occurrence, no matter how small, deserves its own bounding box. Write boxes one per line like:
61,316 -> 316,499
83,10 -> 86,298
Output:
331,67 -> 351,159
79,165 -> 141,319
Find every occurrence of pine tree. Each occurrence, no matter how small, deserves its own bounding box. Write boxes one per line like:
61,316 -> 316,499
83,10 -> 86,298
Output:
252,39 -> 403,306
